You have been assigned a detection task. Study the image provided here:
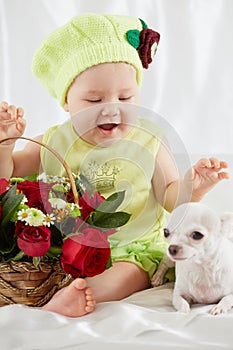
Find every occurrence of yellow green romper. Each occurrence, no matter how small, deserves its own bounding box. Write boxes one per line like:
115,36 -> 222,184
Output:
41,118 -> 173,279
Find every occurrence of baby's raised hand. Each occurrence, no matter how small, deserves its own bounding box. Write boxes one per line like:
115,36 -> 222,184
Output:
0,101 -> 26,144
185,158 -> 229,201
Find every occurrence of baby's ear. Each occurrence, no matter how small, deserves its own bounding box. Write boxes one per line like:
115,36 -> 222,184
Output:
63,101 -> 69,112
220,212 -> 233,238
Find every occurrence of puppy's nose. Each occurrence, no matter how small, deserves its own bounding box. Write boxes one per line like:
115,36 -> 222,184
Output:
168,244 -> 182,256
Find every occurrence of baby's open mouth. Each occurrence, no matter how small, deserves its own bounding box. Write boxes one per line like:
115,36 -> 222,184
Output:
98,123 -> 118,131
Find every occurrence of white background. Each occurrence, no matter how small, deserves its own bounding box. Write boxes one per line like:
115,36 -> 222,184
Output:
1,3 -> 233,349
0,0 -> 233,210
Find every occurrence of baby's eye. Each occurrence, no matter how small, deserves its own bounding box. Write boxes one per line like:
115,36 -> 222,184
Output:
87,99 -> 102,103
119,96 -> 132,101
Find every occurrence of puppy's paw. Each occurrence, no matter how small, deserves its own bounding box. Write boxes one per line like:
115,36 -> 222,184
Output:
209,306 -> 224,315
177,303 -> 190,314
174,297 -> 190,314
209,295 -> 233,315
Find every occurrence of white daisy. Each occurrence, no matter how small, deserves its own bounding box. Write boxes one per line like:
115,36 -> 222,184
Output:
21,195 -> 28,204
17,208 -> 32,223
43,213 -> 56,227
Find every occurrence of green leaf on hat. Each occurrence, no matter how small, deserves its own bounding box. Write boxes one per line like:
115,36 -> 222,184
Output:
139,18 -> 148,29
126,29 -> 140,49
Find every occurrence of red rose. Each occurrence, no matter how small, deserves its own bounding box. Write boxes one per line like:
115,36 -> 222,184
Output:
15,221 -> 51,257
17,181 -> 53,213
61,228 -> 111,277
79,190 -> 105,219
0,178 -> 9,195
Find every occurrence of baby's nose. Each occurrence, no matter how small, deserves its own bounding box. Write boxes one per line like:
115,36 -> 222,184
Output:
101,103 -> 120,117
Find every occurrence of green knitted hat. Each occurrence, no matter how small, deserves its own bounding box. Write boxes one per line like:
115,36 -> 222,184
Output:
32,14 -> 160,106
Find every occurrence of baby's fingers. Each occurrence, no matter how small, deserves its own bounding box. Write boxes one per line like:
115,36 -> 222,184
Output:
219,160 -> 228,169
17,107 -> 24,118
209,158 -> 228,170
218,171 -> 230,180
16,117 -> 26,134
0,101 -> 9,112
195,158 -> 211,168
7,105 -> 18,119
196,158 -> 228,171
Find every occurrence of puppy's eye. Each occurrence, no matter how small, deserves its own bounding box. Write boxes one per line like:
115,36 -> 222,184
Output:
191,231 -> 204,240
164,228 -> 171,238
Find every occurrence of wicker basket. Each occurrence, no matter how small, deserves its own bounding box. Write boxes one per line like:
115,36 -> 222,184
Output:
0,261 -> 73,306
0,136 -> 78,306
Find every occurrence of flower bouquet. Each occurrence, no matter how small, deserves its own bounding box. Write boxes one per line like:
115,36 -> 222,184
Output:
0,140 -> 130,307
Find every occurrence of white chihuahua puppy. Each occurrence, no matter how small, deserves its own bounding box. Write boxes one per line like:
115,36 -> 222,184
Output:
151,202 -> 233,315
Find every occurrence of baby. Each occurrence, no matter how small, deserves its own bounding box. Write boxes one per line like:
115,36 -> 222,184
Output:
0,14 -> 229,317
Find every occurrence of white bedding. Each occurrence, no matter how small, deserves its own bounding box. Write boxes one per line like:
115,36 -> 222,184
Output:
1,283 -> 233,350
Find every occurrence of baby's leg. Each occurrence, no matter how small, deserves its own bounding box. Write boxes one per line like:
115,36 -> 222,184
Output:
42,278 -> 95,318
85,261 -> 150,302
43,261 -> 149,317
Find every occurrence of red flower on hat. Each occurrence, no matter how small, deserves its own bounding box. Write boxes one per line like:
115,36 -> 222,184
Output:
138,27 -> 160,69
126,18 -> 160,69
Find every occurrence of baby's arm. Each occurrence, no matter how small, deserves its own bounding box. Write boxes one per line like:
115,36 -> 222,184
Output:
153,143 -> 229,212
0,101 -> 42,179
184,158 -> 229,201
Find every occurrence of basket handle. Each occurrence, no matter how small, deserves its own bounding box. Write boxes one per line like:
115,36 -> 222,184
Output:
0,136 -> 79,204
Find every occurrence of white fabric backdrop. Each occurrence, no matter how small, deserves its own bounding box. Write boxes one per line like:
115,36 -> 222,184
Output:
1,2 -> 233,349
0,0 -> 233,155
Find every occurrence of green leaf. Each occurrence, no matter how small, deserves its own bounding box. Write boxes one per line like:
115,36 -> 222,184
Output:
139,18 -> 148,29
23,173 -> 38,181
0,225 -> 16,254
9,177 -> 25,184
126,29 -> 140,49
91,211 -> 131,229
0,184 -> 21,206
105,255 -> 112,270
33,256 -> 41,268
96,191 -> 126,213
0,190 -> 8,202
75,173 -> 94,197
0,183 -> 16,203
46,246 -> 62,258
9,250 -> 25,261
1,193 -> 24,227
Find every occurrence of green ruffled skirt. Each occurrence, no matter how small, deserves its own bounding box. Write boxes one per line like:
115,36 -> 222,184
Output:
110,229 -> 175,282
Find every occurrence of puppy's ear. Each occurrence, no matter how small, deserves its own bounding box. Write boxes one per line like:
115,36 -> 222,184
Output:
220,212 -> 233,238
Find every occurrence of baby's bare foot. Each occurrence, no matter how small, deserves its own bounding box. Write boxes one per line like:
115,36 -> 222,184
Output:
42,278 -> 95,317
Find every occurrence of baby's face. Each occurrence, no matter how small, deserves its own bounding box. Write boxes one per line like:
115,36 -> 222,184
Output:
64,62 -> 140,146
